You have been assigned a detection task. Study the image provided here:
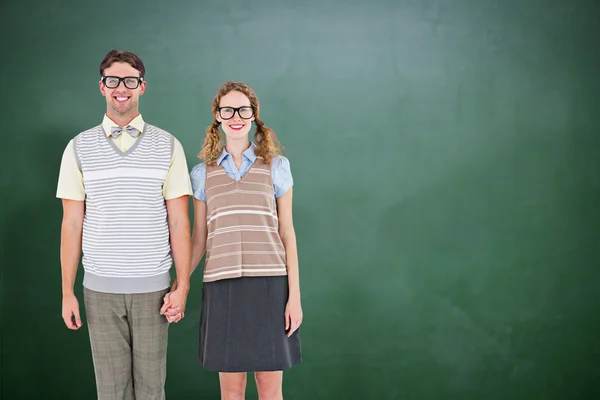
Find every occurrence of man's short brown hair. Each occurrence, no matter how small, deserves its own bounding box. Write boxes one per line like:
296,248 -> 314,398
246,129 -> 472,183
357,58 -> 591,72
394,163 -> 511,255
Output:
99,49 -> 146,78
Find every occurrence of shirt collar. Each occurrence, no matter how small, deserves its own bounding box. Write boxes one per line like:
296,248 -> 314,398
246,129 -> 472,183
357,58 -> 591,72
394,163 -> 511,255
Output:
102,114 -> 145,137
216,142 -> 257,166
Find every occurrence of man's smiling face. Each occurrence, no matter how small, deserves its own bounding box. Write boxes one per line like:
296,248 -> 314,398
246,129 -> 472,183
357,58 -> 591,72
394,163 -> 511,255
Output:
100,61 -> 146,118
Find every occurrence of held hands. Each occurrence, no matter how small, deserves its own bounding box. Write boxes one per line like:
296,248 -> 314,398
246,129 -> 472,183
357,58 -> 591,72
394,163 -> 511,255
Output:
62,293 -> 82,330
160,281 -> 188,323
285,295 -> 303,337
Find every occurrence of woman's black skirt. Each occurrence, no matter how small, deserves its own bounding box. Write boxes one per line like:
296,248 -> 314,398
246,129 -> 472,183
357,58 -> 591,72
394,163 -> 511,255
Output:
198,275 -> 302,372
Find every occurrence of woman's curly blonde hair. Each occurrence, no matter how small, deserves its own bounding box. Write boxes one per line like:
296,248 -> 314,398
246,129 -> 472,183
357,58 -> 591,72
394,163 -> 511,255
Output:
199,81 -> 283,165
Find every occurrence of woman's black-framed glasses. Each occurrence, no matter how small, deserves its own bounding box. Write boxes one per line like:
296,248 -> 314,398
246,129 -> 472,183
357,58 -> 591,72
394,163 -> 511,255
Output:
101,76 -> 144,89
218,106 -> 254,120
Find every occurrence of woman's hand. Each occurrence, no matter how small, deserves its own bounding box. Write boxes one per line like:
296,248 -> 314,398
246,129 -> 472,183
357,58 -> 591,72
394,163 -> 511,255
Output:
284,295 -> 303,337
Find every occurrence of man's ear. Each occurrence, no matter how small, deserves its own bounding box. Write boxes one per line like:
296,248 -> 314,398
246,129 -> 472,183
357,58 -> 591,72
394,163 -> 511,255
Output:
138,80 -> 147,96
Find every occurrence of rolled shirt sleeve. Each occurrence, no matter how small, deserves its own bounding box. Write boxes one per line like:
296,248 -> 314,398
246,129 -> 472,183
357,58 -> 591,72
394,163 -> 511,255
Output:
163,138 -> 193,200
56,139 -> 85,201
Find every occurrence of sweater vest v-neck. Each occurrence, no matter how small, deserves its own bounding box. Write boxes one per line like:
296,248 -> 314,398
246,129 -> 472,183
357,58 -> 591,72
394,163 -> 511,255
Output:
74,124 -> 174,293
203,158 -> 288,282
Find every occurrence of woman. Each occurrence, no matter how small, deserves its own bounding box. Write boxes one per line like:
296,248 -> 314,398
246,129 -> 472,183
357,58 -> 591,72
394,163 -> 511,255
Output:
164,80 -> 302,399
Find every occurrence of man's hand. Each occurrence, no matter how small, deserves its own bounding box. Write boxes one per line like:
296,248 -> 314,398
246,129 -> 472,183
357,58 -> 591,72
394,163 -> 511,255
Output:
284,295 -> 303,337
160,281 -> 188,323
162,292 -> 184,323
62,293 -> 82,330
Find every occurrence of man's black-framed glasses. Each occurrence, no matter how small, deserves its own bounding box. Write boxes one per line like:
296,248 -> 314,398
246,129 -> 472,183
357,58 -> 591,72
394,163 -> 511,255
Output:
218,106 -> 254,120
101,76 -> 144,89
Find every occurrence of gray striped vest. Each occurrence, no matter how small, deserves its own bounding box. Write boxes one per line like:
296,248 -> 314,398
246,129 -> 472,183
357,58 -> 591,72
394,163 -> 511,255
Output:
203,158 -> 288,282
74,124 -> 174,293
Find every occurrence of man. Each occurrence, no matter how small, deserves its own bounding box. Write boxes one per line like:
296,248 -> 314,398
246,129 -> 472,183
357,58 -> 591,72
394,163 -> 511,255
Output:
56,49 -> 191,400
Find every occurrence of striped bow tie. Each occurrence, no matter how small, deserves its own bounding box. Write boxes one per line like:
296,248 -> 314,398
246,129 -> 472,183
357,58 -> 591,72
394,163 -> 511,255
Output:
111,125 -> 140,138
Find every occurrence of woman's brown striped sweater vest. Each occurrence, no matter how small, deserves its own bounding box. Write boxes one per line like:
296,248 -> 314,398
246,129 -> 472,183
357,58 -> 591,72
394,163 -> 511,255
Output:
203,158 -> 288,282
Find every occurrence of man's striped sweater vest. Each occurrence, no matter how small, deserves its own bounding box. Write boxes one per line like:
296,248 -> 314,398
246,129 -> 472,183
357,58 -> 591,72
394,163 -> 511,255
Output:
203,158 -> 288,282
74,124 -> 174,294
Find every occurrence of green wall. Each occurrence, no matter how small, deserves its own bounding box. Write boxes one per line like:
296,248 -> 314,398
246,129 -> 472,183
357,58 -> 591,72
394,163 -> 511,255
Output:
1,0 -> 599,398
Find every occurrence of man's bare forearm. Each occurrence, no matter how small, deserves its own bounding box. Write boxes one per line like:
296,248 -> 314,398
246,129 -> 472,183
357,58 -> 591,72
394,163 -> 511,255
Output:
61,223 -> 82,295
171,226 -> 191,290
167,197 -> 192,291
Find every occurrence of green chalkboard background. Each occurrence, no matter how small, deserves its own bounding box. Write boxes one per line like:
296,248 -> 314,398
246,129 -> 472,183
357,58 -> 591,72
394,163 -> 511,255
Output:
1,0 -> 599,398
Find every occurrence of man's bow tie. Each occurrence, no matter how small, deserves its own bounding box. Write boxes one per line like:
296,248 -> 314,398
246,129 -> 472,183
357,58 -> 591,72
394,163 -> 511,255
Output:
111,125 -> 140,138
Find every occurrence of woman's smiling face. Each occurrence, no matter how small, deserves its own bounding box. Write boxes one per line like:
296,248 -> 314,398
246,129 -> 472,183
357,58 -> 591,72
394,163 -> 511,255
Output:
216,90 -> 255,140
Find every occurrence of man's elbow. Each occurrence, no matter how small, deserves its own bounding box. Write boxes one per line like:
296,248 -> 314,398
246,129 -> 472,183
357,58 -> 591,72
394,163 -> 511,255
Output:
168,211 -> 191,232
62,215 -> 84,232
61,222 -> 83,243
169,216 -> 190,231
166,196 -> 191,227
